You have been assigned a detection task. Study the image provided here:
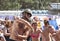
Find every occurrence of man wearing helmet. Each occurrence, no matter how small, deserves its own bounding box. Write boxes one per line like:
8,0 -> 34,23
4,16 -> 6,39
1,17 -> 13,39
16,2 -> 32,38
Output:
10,9 -> 32,41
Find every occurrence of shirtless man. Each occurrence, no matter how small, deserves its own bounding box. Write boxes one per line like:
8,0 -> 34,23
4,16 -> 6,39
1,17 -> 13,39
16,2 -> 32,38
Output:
10,9 -> 32,41
10,17 -> 32,41
42,20 -> 55,41
52,25 -> 60,41
21,9 -> 32,41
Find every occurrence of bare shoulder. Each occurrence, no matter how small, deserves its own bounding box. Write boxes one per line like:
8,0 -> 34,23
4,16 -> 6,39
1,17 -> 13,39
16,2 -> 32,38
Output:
48,25 -> 54,30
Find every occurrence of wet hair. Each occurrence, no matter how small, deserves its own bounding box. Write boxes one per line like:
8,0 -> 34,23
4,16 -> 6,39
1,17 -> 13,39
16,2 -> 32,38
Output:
44,20 -> 49,25
18,22 -> 25,28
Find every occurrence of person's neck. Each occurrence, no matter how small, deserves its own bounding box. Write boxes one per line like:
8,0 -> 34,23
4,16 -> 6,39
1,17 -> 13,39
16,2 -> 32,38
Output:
34,28 -> 37,31
45,25 -> 48,27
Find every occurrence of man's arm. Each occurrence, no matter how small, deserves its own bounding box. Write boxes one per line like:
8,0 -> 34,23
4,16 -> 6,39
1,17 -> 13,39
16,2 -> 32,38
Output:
16,18 -> 33,30
17,30 -> 29,40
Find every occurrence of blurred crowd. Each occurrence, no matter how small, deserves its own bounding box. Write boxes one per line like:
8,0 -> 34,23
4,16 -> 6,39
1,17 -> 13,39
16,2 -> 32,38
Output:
0,9 -> 60,41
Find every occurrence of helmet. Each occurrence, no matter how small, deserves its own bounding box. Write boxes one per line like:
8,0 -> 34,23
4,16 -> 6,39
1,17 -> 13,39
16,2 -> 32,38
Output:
22,9 -> 32,17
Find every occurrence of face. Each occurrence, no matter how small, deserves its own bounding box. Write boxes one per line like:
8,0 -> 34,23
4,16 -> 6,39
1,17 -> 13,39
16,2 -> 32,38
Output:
34,17 -> 39,21
32,23 -> 37,29
25,13 -> 31,19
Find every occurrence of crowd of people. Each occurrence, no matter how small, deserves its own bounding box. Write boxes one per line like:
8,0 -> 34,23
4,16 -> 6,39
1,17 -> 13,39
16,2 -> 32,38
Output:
0,9 -> 60,41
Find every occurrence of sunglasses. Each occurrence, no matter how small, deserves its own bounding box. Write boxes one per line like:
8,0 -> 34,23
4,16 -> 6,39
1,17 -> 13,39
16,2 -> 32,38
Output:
32,23 -> 37,26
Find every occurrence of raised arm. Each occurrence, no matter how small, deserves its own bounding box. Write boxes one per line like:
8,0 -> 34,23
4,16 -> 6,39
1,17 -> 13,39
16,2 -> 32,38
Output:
16,18 -> 33,30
